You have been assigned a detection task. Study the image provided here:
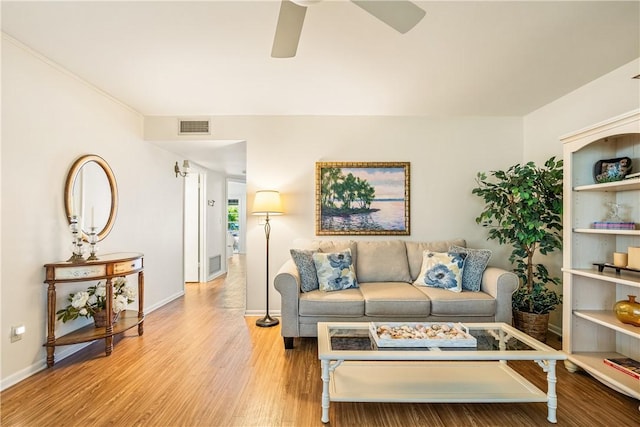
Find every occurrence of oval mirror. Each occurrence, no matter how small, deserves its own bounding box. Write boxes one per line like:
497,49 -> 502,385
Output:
64,155 -> 118,241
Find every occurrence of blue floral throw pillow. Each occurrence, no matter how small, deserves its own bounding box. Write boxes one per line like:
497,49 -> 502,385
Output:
413,251 -> 466,292
312,249 -> 358,292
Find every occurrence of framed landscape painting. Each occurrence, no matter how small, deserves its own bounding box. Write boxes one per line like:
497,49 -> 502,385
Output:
315,161 -> 410,235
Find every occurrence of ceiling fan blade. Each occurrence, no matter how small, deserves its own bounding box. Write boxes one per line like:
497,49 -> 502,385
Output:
271,0 -> 307,58
351,0 -> 426,34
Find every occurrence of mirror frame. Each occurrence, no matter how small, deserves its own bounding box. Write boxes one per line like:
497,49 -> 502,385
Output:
64,154 -> 118,241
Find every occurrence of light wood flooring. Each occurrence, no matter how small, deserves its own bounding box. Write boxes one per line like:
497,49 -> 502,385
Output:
1,255 -> 639,426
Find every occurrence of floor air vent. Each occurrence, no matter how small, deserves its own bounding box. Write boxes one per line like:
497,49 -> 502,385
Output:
179,119 -> 210,135
209,255 -> 222,275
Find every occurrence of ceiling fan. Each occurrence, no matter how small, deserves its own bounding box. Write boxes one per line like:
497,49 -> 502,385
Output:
271,0 -> 426,58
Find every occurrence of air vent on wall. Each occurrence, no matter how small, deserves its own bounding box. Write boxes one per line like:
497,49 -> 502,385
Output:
178,119 -> 211,135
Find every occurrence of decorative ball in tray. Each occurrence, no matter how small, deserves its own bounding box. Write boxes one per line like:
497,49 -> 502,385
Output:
369,322 -> 477,348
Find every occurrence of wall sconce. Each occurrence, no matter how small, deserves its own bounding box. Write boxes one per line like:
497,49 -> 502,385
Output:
174,160 -> 191,178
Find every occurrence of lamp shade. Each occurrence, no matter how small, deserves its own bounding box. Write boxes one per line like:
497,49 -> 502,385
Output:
252,190 -> 284,215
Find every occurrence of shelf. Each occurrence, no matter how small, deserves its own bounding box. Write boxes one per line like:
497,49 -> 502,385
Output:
50,310 -> 144,347
567,352 -> 640,400
573,310 -> 640,339
330,361 -> 548,402
573,228 -> 640,236
574,177 -> 640,192
563,268 -> 640,288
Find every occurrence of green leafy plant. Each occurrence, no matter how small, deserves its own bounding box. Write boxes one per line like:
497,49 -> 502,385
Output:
56,277 -> 135,323
472,157 -> 563,314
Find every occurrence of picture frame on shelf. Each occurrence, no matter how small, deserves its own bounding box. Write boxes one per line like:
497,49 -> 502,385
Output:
315,161 -> 410,235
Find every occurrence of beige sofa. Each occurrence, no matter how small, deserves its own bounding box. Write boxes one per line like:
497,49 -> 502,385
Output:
274,239 -> 519,349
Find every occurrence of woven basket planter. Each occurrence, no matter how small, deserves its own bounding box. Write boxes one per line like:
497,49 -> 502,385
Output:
93,310 -> 120,328
513,310 -> 549,343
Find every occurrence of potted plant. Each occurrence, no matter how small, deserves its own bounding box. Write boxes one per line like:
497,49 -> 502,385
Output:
472,157 -> 563,342
56,277 -> 135,327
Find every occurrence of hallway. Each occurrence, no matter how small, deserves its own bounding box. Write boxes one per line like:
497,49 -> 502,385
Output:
219,253 -> 246,309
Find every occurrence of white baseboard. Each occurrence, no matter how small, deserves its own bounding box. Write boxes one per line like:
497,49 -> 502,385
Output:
0,290 -> 185,392
145,291 -> 184,313
207,270 -> 225,282
548,322 -> 562,339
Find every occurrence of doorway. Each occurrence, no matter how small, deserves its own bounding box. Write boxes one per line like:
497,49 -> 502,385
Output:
226,180 -> 246,259
184,172 -> 206,283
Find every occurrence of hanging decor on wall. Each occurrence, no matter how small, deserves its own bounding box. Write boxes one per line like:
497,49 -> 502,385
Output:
315,161 -> 410,235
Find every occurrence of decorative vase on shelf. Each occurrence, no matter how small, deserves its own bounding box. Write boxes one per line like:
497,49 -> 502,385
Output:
93,310 -> 120,328
613,295 -> 640,327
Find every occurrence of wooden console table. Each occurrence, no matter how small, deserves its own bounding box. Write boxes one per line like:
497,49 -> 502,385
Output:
43,252 -> 144,367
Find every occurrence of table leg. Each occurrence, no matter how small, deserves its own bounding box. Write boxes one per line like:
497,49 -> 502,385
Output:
138,270 -> 145,336
321,359 -> 330,423
46,283 -> 57,367
105,278 -> 113,356
536,359 -> 558,423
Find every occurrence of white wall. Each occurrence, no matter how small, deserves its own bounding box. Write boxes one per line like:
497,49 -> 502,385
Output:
1,35 -> 184,388
205,168 -> 226,279
523,57 -> 640,333
210,115 -> 524,315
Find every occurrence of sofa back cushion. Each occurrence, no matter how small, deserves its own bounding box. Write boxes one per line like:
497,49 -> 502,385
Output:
355,240 -> 411,283
406,239 -> 466,281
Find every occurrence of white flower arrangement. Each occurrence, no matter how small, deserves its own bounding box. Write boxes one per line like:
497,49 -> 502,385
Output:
56,277 -> 135,323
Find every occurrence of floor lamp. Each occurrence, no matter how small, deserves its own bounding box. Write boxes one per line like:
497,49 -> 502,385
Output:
252,190 -> 283,327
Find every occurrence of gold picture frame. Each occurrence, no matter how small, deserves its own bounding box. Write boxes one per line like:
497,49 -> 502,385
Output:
315,161 -> 410,235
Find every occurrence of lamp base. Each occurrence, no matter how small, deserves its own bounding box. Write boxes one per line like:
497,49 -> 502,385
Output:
256,314 -> 280,328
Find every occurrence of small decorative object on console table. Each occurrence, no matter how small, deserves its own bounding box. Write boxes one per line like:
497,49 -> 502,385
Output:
43,252 -> 144,367
87,226 -> 99,260
252,190 -> 284,327
67,215 -> 86,263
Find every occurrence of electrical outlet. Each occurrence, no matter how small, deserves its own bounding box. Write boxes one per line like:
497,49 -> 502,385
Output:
11,325 -> 25,343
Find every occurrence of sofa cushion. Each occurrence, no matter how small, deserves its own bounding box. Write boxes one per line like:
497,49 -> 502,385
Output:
406,239 -> 466,280
449,245 -> 492,292
415,285 -> 496,317
359,282 -> 430,316
313,249 -> 358,292
355,240 -> 411,283
290,249 -> 320,292
413,251 -> 466,292
299,288 -> 364,317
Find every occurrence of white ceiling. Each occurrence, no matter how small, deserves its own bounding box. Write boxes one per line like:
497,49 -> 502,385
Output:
2,0 -> 639,175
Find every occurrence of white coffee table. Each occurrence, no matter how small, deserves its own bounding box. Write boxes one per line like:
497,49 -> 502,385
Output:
317,322 -> 566,424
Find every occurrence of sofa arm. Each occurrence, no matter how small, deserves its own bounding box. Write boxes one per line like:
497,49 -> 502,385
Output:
274,259 -> 301,342
480,267 -> 519,325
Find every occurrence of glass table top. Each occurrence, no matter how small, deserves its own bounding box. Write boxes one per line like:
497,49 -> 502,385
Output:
320,322 -> 557,354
